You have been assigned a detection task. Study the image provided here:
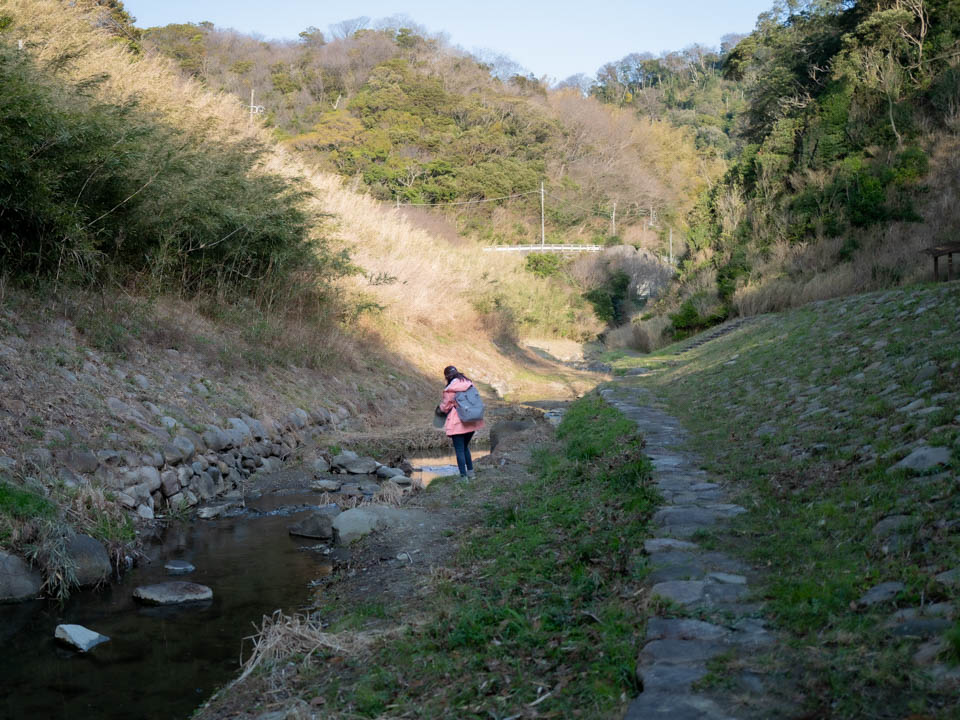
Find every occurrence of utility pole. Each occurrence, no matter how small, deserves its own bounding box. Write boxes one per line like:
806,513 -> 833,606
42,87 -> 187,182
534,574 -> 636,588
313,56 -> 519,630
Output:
249,88 -> 255,125
540,181 -> 545,247
669,227 -> 673,265
611,201 -> 617,238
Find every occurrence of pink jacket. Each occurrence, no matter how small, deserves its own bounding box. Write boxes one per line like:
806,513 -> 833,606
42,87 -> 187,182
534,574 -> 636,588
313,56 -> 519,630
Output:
439,378 -> 485,437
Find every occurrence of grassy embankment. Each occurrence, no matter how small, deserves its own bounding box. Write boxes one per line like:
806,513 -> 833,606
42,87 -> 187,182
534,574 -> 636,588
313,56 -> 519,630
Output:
215,394 -> 658,718
609,281 -> 960,717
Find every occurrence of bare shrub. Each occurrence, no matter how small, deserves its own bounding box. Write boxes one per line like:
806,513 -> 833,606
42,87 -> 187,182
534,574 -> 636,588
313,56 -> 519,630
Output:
632,315 -> 671,353
605,312 -> 670,354
603,323 -> 635,349
372,480 -> 404,506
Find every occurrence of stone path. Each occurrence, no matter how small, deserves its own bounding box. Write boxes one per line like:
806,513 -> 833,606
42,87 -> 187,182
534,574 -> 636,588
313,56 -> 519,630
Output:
599,384 -> 795,720
670,317 -> 757,356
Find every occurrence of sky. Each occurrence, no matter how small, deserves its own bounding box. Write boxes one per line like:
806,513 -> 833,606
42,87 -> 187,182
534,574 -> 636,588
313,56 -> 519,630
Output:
121,0 -> 775,82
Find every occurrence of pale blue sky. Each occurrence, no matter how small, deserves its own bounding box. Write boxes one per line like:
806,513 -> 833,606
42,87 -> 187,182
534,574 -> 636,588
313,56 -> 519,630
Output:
122,1 -> 774,82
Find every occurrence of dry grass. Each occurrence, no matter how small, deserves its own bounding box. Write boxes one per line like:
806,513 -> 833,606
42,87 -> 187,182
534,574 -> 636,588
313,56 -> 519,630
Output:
618,315 -> 671,353
371,480 -> 404,506
7,0 -> 603,404
238,610 -> 386,683
333,426 -> 450,456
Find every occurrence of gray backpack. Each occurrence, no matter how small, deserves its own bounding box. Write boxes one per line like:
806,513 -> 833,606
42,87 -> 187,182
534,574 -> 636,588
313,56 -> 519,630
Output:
455,384 -> 485,422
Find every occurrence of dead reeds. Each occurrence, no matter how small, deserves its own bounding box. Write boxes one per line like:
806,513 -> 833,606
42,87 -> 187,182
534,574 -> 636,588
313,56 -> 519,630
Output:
238,610 -> 381,683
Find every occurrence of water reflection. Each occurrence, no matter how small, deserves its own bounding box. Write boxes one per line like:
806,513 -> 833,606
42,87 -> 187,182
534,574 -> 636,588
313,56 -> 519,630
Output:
0,490 -> 331,720
409,449 -> 490,485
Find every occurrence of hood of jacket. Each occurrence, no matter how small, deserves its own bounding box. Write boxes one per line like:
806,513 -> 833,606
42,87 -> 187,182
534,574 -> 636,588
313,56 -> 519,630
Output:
445,378 -> 472,392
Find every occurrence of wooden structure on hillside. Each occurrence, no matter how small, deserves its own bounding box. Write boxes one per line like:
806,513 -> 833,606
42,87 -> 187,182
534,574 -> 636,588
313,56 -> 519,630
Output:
921,242 -> 960,282
482,244 -> 602,253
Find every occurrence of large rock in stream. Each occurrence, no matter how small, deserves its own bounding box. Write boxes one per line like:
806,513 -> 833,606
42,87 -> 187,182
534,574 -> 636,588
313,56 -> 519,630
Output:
65,534 -> 112,587
332,506 -> 413,545
332,451 -> 378,475
288,512 -> 336,540
133,581 -> 213,605
0,551 -> 42,601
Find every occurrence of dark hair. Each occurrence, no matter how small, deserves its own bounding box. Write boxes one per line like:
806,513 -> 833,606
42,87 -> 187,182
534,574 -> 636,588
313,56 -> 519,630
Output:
443,365 -> 470,384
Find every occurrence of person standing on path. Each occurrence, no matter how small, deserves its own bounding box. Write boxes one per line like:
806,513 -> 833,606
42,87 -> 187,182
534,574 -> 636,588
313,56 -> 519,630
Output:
438,365 -> 484,480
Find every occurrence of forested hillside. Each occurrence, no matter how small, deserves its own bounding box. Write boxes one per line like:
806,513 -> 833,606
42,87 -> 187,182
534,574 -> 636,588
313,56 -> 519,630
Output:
142,2 -> 960,353
141,20 -> 711,251
6,0 -> 957,354
592,0 -> 960,340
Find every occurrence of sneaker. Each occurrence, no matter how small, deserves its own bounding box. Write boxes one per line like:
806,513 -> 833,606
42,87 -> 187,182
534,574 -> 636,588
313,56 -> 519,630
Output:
467,469 -> 476,479
458,474 -> 469,483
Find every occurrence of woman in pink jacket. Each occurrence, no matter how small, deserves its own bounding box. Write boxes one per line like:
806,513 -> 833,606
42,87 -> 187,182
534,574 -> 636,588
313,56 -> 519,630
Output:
437,365 -> 485,480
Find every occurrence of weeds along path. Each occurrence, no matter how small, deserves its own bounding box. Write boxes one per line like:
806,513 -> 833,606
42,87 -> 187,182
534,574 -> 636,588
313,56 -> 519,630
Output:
600,382 -> 800,720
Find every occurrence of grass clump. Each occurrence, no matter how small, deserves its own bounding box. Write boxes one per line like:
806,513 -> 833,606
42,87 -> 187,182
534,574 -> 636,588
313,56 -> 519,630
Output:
248,394 -> 658,717
0,481 -> 56,524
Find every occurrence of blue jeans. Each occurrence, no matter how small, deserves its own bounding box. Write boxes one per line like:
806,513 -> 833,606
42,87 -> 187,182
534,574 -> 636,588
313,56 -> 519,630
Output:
450,432 -> 475,477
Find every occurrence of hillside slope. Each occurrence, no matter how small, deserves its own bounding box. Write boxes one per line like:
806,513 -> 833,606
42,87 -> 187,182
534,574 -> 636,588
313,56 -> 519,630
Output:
612,280 -> 960,716
0,0 -> 604,602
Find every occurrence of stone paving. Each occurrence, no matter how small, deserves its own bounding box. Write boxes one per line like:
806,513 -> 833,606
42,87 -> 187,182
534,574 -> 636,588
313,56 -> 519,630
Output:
600,384 -> 794,720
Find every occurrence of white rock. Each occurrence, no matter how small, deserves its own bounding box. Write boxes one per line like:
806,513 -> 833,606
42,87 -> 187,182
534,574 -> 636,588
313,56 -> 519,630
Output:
55,624 -> 110,652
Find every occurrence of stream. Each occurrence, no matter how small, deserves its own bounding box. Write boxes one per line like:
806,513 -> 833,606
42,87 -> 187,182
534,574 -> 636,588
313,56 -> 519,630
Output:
0,450 -> 487,719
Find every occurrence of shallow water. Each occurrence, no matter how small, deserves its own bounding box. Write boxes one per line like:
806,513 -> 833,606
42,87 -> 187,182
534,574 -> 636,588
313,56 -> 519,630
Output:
409,448 -> 490,485
0,489 -> 332,720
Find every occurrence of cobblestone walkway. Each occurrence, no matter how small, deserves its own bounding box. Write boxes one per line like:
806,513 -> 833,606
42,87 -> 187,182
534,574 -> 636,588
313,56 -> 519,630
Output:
599,384 -> 795,720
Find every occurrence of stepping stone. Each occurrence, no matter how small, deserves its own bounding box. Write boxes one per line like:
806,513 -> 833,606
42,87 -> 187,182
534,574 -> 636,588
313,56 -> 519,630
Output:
707,572 -> 747,585
728,618 -> 775,648
646,618 -> 731,643
164,560 -> 195,575
703,583 -> 751,604
133,581 -> 213,605
639,638 -> 728,666
645,538 -> 699,553
690,483 -> 720,491
887,618 -> 952,638
671,490 -> 723,504
651,580 -> 705,607
648,564 -> 707,584
313,479 -> 342,492
648,551 -> 700,569
657,478 -> 701,493
625,690 -> 736,720
857,581 -> 904,608
653,505 -> 746,528
653,507 -> 725,527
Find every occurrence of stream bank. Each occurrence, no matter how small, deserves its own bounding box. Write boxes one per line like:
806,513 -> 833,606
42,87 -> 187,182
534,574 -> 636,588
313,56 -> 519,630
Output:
0,416 -> 513,720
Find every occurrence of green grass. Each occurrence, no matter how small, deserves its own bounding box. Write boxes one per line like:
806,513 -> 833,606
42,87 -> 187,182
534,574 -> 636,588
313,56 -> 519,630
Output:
0,481 -> 56,522
293,394 -> 659,717
613,282 -> 960,717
